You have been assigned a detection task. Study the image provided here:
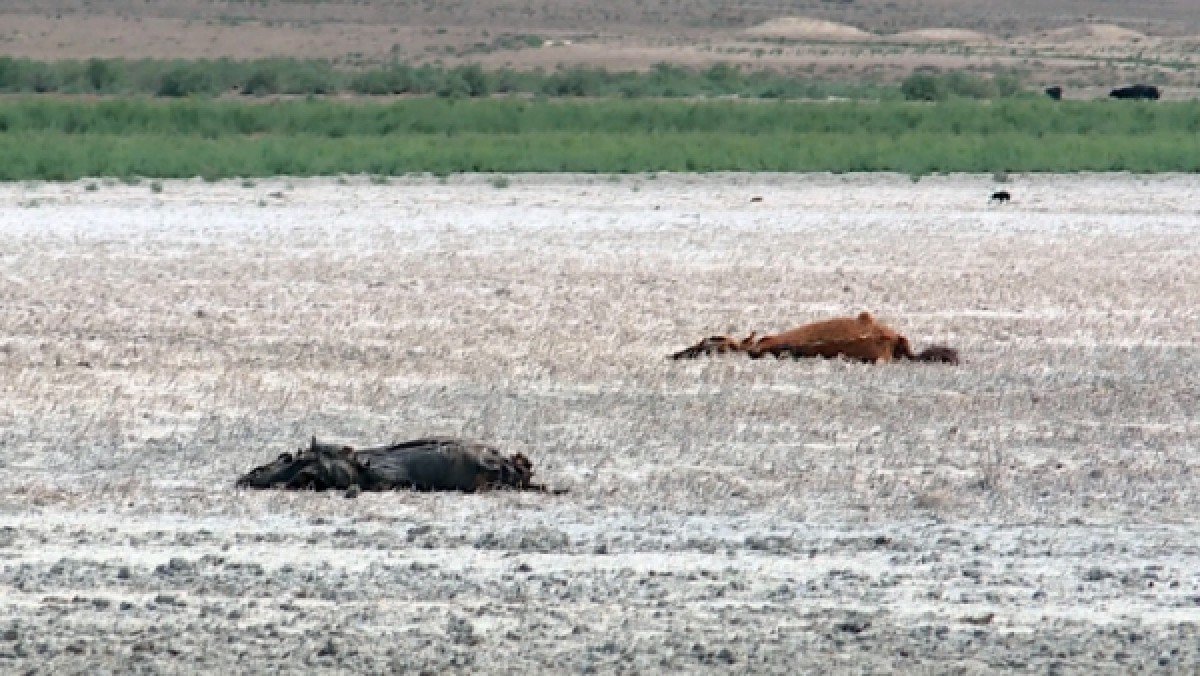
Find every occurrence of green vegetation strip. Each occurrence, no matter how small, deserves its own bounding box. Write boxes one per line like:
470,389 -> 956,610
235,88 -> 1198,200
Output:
3,98 -> 1199,179
0,57 -> 892,100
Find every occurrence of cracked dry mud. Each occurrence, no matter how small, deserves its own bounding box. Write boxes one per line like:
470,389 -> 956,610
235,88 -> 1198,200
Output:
0,174 -> 1197,672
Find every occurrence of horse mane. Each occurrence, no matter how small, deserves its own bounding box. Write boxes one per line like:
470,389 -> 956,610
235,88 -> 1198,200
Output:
913,345 -> 960,364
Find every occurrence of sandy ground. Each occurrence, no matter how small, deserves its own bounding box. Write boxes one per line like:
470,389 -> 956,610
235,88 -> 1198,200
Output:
4,1 -> 1200,90
0,173 -> 1198,672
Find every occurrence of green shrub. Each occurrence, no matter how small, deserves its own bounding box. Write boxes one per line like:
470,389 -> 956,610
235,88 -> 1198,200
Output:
241,68 -> 280,96
156,63 -> 216,97
85,59 -> 122,93
901,74 -> 947,101
903,72 -> 1027,101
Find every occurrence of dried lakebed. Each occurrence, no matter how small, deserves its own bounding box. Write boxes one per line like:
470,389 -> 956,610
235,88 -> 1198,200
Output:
1,174 -> 1198,672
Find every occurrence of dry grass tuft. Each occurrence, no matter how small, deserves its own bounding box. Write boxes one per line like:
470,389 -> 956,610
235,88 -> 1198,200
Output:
0,173 -> 1196,526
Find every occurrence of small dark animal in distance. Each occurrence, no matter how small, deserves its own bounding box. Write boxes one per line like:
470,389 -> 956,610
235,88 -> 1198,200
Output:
750,196 -> 764,203
990,190 -> 1011,204
1109,84 -> 1160,100
1044,86 -> 1063,100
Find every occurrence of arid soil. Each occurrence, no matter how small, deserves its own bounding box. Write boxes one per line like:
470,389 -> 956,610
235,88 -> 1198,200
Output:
3,1 -> 1200,91
0,174 -> 1198,672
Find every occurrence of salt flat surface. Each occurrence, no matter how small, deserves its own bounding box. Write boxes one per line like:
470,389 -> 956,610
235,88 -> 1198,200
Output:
0,173 -> 1197,672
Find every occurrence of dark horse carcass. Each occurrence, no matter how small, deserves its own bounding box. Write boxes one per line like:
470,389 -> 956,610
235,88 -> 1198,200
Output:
237,437 -> 564,495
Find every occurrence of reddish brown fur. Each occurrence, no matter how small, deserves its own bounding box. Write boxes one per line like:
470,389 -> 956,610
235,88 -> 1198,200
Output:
670,312 -> 959,365
746,312 -> 905,362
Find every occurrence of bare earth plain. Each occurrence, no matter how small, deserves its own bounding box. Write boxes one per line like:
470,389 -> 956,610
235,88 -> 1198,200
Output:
0,174 -> 1198,672
5,0 -> 1200,94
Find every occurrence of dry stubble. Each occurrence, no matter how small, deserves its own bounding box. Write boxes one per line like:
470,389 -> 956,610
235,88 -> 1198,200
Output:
0,173 -> 1196,671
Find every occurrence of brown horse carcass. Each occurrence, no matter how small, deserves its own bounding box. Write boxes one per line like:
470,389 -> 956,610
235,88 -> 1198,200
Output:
670,312 -> 958,364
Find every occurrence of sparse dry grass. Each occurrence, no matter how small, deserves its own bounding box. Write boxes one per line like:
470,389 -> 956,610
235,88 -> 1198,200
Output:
0,173 -> 1197,670
0,173 -> 1196,523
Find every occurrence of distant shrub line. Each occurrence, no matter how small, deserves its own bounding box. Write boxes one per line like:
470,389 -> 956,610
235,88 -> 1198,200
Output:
2,98 -> 1197,179
900,72 -> 1024,101
0,57 -> 1031,101
0,57 -> 904,100
3,98 -> 1194,136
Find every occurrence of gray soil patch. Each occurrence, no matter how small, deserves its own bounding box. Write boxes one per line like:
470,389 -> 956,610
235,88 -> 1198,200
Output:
0,173 -> 1197,672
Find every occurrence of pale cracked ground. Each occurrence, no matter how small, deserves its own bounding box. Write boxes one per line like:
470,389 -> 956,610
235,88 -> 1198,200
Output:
0,174 -> 1197,673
